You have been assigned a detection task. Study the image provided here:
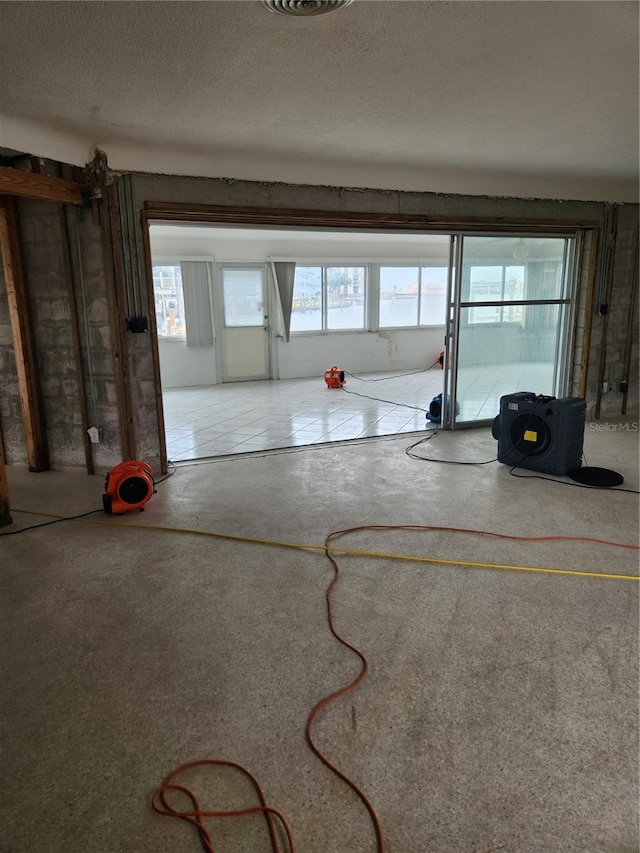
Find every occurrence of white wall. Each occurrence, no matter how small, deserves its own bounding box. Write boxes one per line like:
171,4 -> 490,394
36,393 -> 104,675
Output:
158,340 -> 216,388
275,329 -> 443,379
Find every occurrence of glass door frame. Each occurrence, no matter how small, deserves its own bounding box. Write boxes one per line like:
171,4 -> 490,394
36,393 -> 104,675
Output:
442,230 -> 581,430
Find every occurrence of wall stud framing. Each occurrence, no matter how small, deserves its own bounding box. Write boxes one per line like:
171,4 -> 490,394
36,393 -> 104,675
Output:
0,195 -> 50,472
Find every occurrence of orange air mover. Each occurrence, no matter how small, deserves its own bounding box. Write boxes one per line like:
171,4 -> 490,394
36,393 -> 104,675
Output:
324,366 -> 345,388
103,460 -> 156,515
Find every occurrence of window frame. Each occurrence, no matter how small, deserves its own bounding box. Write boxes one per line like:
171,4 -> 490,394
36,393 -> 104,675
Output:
466,262 -> 526,326
378,263 -> 448,330
152,261 -> 187,341
282,259 -> 449,336
152,255 -> 215,341
290,262 -> 369,334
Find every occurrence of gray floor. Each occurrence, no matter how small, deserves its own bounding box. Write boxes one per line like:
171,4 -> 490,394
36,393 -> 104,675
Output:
1,416 -> 638,853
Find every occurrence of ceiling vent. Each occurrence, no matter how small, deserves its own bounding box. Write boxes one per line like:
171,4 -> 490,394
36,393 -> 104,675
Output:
261,0 -> 353,16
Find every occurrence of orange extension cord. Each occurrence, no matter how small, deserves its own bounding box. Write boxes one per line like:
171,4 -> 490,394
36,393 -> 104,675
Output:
151,524 -> 639,852
151,759 -> 294,853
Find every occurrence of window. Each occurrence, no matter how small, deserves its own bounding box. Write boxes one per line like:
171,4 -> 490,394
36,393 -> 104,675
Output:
468,264 -> 525,324
379,265 -> 447,328
291,266 -> 366,332
153,265 -> 186,338
291,266 -> 322,332
222,268 -> 264,327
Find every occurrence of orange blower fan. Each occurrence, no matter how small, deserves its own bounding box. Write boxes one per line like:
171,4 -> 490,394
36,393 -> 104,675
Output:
103,460 -> 156,515
324,365 -> 345,388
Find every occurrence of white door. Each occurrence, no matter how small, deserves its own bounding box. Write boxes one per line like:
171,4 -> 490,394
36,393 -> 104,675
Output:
219,266 -> 270,381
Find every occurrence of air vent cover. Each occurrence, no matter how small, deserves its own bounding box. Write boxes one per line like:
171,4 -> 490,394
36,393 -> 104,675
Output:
261,0 -> 353,17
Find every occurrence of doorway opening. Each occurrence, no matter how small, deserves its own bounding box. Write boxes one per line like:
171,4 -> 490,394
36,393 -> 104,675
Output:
148,223 -> 578,461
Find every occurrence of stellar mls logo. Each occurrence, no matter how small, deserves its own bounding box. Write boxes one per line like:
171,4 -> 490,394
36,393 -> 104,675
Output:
589,422 -> 639,432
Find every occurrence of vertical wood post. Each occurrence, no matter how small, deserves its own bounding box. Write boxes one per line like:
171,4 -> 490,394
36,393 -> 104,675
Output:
101,185 -> 136,460
0,196 -> 49,472
140,213 -> 168,474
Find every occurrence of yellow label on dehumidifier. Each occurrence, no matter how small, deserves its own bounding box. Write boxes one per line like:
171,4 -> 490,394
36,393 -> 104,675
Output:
524,430 -> 538,442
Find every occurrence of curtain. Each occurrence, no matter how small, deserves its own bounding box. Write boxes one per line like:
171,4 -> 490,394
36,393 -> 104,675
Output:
270,260 -> 296,342
181,261 -> 214,347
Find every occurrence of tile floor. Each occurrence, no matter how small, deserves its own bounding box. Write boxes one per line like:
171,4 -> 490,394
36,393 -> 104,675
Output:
163,367 -> 442,462
456,360 -> 556,421
162,362 -> 554,462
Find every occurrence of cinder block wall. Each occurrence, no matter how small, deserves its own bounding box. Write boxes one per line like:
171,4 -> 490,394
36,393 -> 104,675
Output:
64,204 -> 123,471
589,204 -> 639,418
17,199 -> 85,467
0,198 -> 122,469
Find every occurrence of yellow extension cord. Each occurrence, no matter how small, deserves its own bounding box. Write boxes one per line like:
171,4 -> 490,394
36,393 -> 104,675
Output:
10,507 -> 640,582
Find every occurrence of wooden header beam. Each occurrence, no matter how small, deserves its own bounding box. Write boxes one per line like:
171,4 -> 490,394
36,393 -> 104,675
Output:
0,165 -> 83,206
144,200 -> 599,232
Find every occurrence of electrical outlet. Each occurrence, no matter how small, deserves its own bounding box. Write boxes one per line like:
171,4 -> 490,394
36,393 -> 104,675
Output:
602,381 -> 610,393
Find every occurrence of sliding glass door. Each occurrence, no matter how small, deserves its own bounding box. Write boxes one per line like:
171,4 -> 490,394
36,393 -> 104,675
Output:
444,234 -> 577,427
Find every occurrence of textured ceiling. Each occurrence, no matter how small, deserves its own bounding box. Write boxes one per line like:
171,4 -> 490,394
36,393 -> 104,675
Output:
0,1 -> 638,201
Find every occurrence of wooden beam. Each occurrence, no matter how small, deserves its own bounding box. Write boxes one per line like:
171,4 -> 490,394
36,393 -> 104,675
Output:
140,212 -> 168,474
100,185 -> 136,460
0,165 -> 83,206
0,196 -> 50,471
144,200 -> 600,232
0,426 -> 11,528
578,228 -> 600,400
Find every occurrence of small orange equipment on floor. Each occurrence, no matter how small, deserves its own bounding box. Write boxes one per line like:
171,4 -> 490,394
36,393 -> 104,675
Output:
324,365 -> 346,388
103,460 -> 156,515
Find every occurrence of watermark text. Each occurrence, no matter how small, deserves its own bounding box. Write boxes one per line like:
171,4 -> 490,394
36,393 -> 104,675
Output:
588,422 -> 638,432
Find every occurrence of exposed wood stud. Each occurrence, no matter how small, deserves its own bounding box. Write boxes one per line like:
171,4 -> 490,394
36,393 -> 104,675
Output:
0,196 -> 50,472
140,213 -> 168,474
101,185 -> 136,461
0,165 -> 83,206
578,229 -> 599,400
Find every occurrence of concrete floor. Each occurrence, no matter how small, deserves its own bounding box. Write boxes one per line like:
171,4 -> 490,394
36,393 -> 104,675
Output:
1,418 -> 638,853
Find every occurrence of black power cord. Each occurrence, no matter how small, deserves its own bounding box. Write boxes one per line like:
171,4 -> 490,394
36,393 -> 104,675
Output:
153,460 -> 177,485
340,385 -> 430,413
508,467 -> 640,493
340,361 -> 442,413
0,507 -> 105,537
345,361 -> 440,382
0,461 -> 179,536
